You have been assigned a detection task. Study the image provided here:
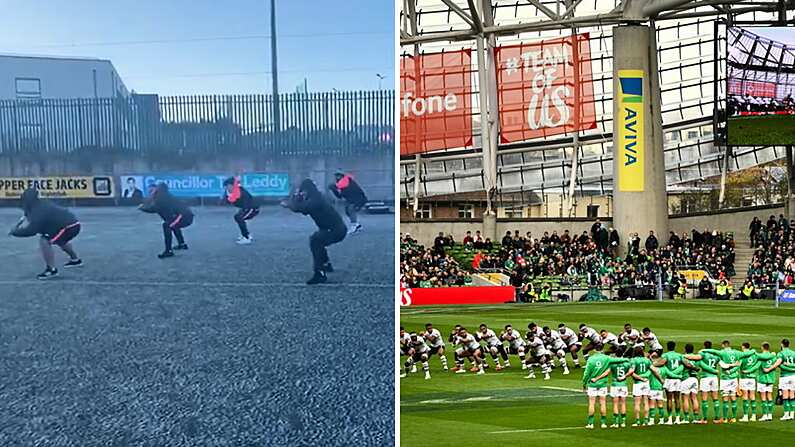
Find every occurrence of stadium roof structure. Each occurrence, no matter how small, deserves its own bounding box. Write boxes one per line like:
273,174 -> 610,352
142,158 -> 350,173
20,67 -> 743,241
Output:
728,26 -> 795,99
400,0 -> 795,211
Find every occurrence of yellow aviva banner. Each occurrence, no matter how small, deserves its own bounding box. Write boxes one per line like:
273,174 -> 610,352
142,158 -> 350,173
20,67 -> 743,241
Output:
617,69 -> 644,192
679,269 -> 708,282
0,176 -> 114,199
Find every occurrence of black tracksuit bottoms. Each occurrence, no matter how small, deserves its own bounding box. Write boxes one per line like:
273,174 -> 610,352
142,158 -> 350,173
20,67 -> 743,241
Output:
309,226 -> 346,271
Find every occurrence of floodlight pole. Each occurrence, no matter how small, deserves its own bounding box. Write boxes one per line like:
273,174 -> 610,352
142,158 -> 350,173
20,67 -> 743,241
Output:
270,0 -> 281,147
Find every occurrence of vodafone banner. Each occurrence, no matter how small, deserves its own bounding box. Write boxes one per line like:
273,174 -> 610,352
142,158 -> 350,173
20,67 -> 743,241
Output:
728,79 -> 776,98
399,286 -> 514,307
400,50 -> 473,155
496,33 -> 596,143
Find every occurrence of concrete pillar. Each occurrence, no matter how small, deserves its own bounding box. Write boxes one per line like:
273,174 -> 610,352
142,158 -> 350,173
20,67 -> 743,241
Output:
483,211 -> 497,242
612,25 -> 669,254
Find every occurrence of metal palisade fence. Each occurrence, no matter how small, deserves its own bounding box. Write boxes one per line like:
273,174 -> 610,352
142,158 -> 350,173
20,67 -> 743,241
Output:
0,90 -> 395,156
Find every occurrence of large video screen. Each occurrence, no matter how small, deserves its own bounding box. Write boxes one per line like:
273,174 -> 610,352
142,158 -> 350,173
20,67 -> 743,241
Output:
727,26 -> 795,146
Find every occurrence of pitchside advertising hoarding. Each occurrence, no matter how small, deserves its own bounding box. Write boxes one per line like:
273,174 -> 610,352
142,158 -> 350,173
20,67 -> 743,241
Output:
399,34 -> 596,155
616,70 -> 645,192
120,174 -> 290,198
0,176 -> 114,199
399,286 -> 515,306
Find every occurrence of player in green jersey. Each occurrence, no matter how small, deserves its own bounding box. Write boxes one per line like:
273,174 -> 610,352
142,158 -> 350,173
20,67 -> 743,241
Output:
629,345 -> 652,426
647,354 -> 668,425
683,340 -> 722,423
681,344 -> 703,424
755,342 -> 778,421
702,340 -> 754,422
764,338 -> 795,420
582,343 -> 611,429
654,341 -> 686,424
607,355 -> 633,427
738,342 -> 759,422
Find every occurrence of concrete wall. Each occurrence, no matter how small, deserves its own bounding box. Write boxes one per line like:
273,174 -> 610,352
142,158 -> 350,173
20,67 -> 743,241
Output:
0,151 -> 395,202
668,205 -> 784,240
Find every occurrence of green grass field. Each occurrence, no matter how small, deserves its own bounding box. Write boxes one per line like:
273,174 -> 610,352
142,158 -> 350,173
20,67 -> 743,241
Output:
400,301 -> 795,446
728,114 -> 795,145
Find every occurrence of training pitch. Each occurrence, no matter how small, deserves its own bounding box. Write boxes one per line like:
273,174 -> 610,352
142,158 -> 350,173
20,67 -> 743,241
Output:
728,114 -> 795,146
400,300 -> 795,446
0,206 -> 393,446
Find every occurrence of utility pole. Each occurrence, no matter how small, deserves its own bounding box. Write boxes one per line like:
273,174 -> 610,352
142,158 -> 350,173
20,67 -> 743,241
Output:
270,0 -> 281,146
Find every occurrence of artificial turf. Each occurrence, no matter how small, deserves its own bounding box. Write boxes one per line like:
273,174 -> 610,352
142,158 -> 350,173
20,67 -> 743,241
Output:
400,300 -> 795,446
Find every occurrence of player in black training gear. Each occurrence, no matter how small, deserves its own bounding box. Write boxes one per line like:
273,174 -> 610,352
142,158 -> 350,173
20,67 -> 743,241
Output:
138,182 -> 194,258
328,170 -> 367,235
282,179 -> 347,284
223,176 -> 260,245
9,188 -> 82,279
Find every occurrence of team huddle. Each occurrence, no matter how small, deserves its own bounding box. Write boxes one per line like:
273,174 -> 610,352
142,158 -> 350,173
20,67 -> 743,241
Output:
399,323 -> 795,427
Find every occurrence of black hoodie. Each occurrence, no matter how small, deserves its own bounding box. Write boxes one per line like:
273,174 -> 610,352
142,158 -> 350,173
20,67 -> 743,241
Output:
11,188 -> 77,238
329,174 -> 367,207
285,179 -> 345,232
139,183 -> 193,222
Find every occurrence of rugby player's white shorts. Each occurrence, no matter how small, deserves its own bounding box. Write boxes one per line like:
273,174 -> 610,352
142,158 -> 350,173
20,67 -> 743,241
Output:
632,382 -> 650,397
610,386 -> 628,398
587,387 -> 608,397
757,383 -> 773,393
739,378 -> 756,392
679,377 -> 698,394
720,379 -> 738,396
779,375 -> 795,391
664,378 -> 681,392
567,341 -> 582,349
649,390 -> 664,401
699,377 -> 718,393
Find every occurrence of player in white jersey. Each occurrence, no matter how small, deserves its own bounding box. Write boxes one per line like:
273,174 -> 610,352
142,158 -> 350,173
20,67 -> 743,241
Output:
399,326 -> 417,374
557,323 -> 582,367
620,323 -> 643,357
501,324 -> 526,369
527,322 -> 544,338
525,332 -> 552,380
642,327 -> 664,356
478,324 -> 508,370
600,329 -> 621,355
453,327 -> 485,375
542,326 -> 570,375
580,324 -> 603,356
448,325 -> 467,372
402,333 -> 431,379
423,323 -> 448,371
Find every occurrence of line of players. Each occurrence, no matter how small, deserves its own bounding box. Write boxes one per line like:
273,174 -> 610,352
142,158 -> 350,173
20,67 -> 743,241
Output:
399,322 -> 661,381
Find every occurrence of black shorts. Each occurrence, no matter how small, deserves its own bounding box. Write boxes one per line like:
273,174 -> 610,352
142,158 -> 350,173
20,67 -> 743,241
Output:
412,351 -> 429,362
237,208 -> 260,220
46,222 -> 80,247
508,346 -> 524,355
428,345 -> 444,355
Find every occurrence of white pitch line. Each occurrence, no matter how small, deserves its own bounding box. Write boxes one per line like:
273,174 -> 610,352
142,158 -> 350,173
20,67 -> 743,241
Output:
490,426 -> 582,434
541,386 -> 583,393
0,279 -> 392,289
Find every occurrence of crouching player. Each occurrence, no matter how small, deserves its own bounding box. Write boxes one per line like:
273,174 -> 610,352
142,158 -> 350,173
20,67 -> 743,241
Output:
478,324 -> 508,371
422,323 -> 448,371
453,327 -> 485,375
543,326 -> 570,375
501,324 -> 526,369
403,333 -> 431,380
525,332 -> 553,380
580,324 -> 603,357
558,323 -> 582,368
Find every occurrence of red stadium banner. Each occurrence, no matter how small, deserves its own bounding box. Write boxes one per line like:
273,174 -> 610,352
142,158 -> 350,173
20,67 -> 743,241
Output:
728,79 -> 776,98
399,286 -> 514,306
495,33 -> 596,143
400,50 -> 473,155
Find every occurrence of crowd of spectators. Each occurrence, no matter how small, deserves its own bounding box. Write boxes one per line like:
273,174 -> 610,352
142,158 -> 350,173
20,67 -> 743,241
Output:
747,214 -> 795,288
400,233 -> 470,288
728,93 -> 795,117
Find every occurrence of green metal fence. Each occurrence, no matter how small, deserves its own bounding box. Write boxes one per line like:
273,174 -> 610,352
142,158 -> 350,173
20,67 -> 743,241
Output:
0,90 -> 394,156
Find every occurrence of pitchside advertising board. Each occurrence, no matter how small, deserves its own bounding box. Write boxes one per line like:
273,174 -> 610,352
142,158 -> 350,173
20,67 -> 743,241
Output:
399,34 -> 596,155
0,176 -> 114,199
399,286 -> 515,306
617,70 -> 645,192
120,174 -> 290,198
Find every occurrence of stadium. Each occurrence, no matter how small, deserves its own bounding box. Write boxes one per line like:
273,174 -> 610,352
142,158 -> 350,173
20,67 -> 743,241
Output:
399,1 -> 795,445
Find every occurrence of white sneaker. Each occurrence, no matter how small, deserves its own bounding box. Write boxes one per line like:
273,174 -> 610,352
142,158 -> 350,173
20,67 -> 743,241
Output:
236,236 -> 253,245
750,414 -> 756,422
609,423 -> 619,428
476,369 -> 485,375
521,363 -> 528,370
424,372 -> 431,380
585,424 -> 594,429
455,369 -> 467,374
400,373 -> 406,378
525,373 -> 536,379
600,423 -> 607,429
665,418 -> 673,425
543,373 -> 551,380
647,419 -> 655,426
443,366 -> 449,372
347,223 -> 362,235
563,368 -> 570,375
740,415 -> 749,422
410,365 -> 417,373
